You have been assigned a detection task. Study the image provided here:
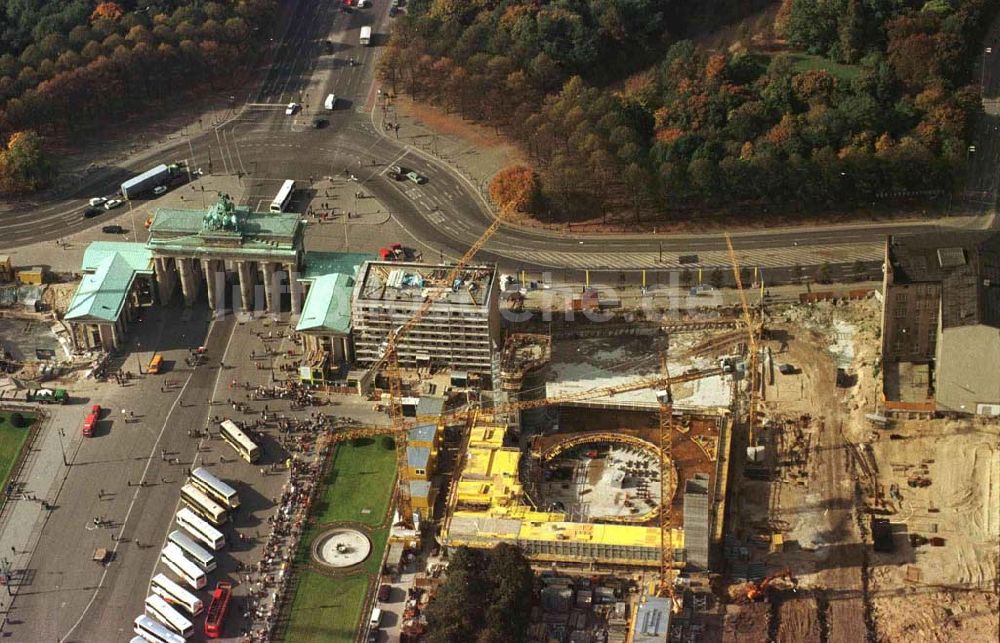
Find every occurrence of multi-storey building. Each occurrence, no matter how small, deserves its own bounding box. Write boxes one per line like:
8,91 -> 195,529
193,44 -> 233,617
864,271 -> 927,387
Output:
351,261 -> 500,373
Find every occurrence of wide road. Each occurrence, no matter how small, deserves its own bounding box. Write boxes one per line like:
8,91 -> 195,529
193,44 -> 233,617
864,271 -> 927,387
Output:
0,0 -> 995,276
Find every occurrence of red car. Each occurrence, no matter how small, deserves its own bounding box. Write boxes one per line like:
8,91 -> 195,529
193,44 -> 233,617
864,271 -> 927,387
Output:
378,583 -> 391,601
83,404 -> 101,437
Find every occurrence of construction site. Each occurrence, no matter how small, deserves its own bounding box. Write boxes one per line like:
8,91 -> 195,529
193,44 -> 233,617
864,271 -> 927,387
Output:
344,227 -> 997,643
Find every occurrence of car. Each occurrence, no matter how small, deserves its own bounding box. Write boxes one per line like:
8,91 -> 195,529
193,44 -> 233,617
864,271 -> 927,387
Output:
405,171 -> 427,184
324,39 -> 334,53
367,632 -> 378,643
386,169 -> 401,181
104,198 -> 123,210
357,0 -> 371,7
285,102 -> 300,116
101,224 -> 124,234
388,6 -> 398,16
83,206 -> 102,218
377,583 -> 391,601
153,185 -> 168,196
391,165 -> 406,174
89,197 -> 107,207
312,118 -> 328,129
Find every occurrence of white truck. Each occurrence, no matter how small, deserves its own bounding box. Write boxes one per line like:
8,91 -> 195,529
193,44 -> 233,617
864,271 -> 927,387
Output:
360,25 -> 372,46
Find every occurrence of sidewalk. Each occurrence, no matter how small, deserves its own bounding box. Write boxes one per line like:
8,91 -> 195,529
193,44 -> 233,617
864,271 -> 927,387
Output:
0,406 -> 77,618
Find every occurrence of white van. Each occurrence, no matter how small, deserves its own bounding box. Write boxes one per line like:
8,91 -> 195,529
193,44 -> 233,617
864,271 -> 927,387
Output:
324,93 -> 337,111
369,607 -> 382,627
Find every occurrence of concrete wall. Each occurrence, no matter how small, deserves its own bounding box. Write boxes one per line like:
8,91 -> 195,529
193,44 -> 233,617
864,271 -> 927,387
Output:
935,324 -> 1000,413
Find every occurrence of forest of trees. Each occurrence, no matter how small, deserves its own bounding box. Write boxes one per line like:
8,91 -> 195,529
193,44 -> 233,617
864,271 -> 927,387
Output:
380,0 -> 998,221
0,0 -> 277,193
423,544 -> 535,643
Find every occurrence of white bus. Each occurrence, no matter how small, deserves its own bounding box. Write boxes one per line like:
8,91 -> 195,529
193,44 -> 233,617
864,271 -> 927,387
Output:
160,543 -> 206,590
190,467 -> 240,510
360,25 -> 372,46
130,637 -> 149,643
180,483 -> 228,526
134,614 -> 185,643
145,594 -> 194,638
151,573 -> 204,616
176,507 -> 225,551
269,179 -> 295,213
219,420 -> 261,463
167,530 -> 216,573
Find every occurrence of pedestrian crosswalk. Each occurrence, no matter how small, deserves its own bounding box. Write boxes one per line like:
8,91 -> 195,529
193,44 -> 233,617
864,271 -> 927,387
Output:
497,243 -> 883,270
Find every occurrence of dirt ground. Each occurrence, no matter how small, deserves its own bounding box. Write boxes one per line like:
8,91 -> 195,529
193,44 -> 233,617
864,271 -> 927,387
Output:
727,297 -> 999,642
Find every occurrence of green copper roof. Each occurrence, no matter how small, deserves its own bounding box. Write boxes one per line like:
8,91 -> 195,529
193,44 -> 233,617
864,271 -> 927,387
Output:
147,194 -> 303,258
66,253 -> 141,322
81,242 -> 153,273
302,252 -> 372,280
296,273 -> 353,334
295,252 -> 372,334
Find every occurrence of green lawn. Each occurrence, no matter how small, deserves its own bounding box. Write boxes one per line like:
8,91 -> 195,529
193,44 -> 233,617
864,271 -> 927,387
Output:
787,53 -> 862,82
283,438 -> 397,642
311,437 -> 397,527
0,412 -> 34,494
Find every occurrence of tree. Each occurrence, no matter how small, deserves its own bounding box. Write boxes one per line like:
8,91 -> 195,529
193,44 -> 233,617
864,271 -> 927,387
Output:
425,545 -> 533,643
10,412 -> 25,428
0,130 -> 52,193
91,2 -> 124,22
489,164 -> 541,214
709,267 -> 724,288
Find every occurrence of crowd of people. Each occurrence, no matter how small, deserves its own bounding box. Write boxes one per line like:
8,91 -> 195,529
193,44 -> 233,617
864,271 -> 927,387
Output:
238,454 -> 324,642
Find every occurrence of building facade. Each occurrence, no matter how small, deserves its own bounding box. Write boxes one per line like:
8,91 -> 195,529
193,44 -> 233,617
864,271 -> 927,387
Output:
351,261 -> 501,373
881,233 -> 1000,415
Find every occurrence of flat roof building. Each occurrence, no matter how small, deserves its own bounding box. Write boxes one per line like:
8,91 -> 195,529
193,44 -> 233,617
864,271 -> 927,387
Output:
351,261 -> 500,373
882,233 -> 1000,415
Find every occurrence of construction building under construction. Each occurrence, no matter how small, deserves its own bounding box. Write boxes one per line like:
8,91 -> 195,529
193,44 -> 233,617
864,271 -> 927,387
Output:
351,261 -> 501,373
440,406 -> 731,570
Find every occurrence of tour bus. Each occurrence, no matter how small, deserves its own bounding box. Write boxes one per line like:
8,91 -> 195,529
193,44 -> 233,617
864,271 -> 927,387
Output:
360,25 -> 372,46
134,614 -> 185,643
190,467 -> 240,510
167,530 -> 216,573
176,507 -> 225,551
180,483 -> 228,526
204,581 -> 233,639
145,594 -> 194,638
269,179 -> 295,213
219,420 -> 261,463
151,573 -> 204,616
160,543 -> 207,590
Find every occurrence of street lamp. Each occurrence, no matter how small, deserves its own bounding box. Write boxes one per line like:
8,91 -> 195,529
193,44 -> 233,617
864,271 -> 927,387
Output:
56,428 -> 68,467
135,341 -> 144,375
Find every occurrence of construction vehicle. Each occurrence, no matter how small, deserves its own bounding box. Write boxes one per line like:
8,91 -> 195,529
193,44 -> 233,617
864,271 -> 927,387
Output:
739,569 -> 797,602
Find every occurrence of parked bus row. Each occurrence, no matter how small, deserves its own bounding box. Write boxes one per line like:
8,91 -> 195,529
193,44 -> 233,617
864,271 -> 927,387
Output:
135,466 -> 239,641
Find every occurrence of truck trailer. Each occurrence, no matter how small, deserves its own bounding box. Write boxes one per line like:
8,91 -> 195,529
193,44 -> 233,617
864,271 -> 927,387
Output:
121,163 -> 184,199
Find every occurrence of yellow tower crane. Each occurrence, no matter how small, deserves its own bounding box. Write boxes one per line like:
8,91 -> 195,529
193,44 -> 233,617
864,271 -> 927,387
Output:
724,233 -> 761,446
379,216 -> 504,528
657,354 -> 675,603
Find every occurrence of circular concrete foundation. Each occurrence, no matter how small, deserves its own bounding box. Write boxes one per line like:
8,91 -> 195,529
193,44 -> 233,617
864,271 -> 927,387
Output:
312,528 -> 371,569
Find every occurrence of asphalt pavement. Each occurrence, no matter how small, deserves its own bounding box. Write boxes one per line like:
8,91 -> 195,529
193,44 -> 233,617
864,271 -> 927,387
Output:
1,0 -> 994,276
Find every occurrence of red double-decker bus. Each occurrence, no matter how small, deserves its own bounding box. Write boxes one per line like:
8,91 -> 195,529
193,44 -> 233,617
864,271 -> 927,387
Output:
204,581 -> 232,638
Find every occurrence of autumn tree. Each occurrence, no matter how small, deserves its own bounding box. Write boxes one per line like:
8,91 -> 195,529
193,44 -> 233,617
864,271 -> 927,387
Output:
0,131 -> 52,193
91,2 -> 124,22
489,164 -> 541,214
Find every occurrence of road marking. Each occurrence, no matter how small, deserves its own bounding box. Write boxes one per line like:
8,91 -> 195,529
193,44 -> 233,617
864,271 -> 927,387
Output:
59,319 -> 212,643
145,315 -> 239,595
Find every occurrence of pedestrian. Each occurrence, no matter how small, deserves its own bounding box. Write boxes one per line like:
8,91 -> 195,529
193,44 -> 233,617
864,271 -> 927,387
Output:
121,408 -> 127,422
99,488 -> 104,498
161,449 -> 166,462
